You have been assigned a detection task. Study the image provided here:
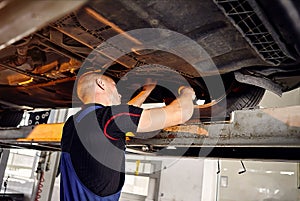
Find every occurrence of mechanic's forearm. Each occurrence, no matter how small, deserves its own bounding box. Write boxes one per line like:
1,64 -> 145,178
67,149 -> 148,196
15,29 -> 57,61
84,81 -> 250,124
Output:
136,96 -> 194,133
167,94 -> 194,124
127,89 -> 152,107
136,87 -> 195,133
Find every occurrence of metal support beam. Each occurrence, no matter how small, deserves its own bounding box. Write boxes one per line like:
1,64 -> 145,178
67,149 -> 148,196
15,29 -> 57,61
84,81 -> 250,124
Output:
35,152 -> 60,201
128,106 -> 300,147
0,106 -> 299,159
0,149 -> 9,193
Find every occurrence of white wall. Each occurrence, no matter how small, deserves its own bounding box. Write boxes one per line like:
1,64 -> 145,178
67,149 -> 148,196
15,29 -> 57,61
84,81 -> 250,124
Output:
218,160 -> 300,201
125,154 -> 218,201
158,157 -> 204,201
201,159 -> 218,201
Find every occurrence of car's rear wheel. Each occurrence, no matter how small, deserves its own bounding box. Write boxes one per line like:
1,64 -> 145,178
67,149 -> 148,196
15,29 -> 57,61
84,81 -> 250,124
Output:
196,82 -> 265,119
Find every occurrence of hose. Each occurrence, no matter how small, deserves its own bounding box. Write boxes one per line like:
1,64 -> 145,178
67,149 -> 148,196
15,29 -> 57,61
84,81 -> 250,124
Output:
34,171 -> 45,201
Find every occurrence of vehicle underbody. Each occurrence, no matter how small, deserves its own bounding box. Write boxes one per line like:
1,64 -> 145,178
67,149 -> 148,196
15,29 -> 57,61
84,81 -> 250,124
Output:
0,0 -> 299,126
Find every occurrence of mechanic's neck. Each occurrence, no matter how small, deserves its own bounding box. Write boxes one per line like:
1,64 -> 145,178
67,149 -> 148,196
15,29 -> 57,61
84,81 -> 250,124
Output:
85,100 -> 112,107
83,95 -> 112,106
84,97 -> 113,106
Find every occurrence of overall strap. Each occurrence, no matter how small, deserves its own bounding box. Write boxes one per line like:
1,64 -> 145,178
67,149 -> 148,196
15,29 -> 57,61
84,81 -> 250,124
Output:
60,153 -> 121,201
75,105 -> 102,123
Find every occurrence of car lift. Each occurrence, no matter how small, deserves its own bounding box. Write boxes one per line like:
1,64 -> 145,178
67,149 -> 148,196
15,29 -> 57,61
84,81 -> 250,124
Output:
0,106 -> 299,200
0,106 -> 298,160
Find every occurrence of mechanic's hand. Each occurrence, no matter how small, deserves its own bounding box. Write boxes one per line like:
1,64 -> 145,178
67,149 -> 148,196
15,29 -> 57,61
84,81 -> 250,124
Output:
142,78 -> 157,92
178,86 -> 196,100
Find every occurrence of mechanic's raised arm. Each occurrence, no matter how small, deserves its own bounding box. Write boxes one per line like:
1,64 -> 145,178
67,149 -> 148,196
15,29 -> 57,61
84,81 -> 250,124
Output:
127,79 -> 157,107
137,86 -> 195,133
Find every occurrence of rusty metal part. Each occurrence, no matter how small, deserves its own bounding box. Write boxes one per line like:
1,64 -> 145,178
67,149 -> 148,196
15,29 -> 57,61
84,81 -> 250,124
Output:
129,106 -> 300,147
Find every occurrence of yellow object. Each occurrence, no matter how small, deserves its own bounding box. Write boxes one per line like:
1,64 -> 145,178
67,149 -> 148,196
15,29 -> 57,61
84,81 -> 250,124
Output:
125,132 -> 135,137
18,123 -> 64,142
135,160 -> 140,176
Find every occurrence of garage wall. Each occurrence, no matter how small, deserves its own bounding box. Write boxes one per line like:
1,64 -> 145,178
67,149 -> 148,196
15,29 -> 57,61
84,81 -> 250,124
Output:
158,157 -> 204,201
201,159 -> 219,201
218,160 -> 300,201
124,155 -> 218,201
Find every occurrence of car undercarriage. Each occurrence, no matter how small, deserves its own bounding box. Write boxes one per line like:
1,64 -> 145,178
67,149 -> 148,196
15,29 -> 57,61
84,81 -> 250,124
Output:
0,0 -> 299,126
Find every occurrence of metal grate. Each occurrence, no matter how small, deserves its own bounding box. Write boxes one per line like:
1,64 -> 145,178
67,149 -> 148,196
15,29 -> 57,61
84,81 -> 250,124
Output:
214,0 -> 294,65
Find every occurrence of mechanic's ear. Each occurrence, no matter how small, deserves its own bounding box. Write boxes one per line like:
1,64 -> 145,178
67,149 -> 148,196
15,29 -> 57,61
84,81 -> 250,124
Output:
96,79 -> 105,90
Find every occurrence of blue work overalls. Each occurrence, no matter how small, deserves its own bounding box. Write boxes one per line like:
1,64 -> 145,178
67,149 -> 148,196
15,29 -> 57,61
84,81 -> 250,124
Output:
60,106 -> 121,201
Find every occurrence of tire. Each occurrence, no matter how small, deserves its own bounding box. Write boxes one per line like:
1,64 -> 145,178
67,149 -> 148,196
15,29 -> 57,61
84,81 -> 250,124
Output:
226,84 -> 265,113
196,83 -> 265,119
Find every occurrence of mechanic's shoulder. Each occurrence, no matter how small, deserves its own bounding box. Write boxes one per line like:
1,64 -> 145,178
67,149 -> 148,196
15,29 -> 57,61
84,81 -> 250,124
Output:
63,115 -> 75,129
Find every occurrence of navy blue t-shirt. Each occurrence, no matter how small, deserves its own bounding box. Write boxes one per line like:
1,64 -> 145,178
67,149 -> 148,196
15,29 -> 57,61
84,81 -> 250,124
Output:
61,104 -> 143,197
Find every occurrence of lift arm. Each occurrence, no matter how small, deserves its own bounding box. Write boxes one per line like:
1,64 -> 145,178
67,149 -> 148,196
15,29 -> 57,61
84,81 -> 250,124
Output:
0,106 -> 299,160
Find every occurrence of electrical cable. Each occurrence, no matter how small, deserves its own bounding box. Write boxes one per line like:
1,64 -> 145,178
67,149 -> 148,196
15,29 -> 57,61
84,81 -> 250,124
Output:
3,176 -> 9,196
238,160 -> 247,174
217,159 -> 220,174
34,172 -> 45,201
